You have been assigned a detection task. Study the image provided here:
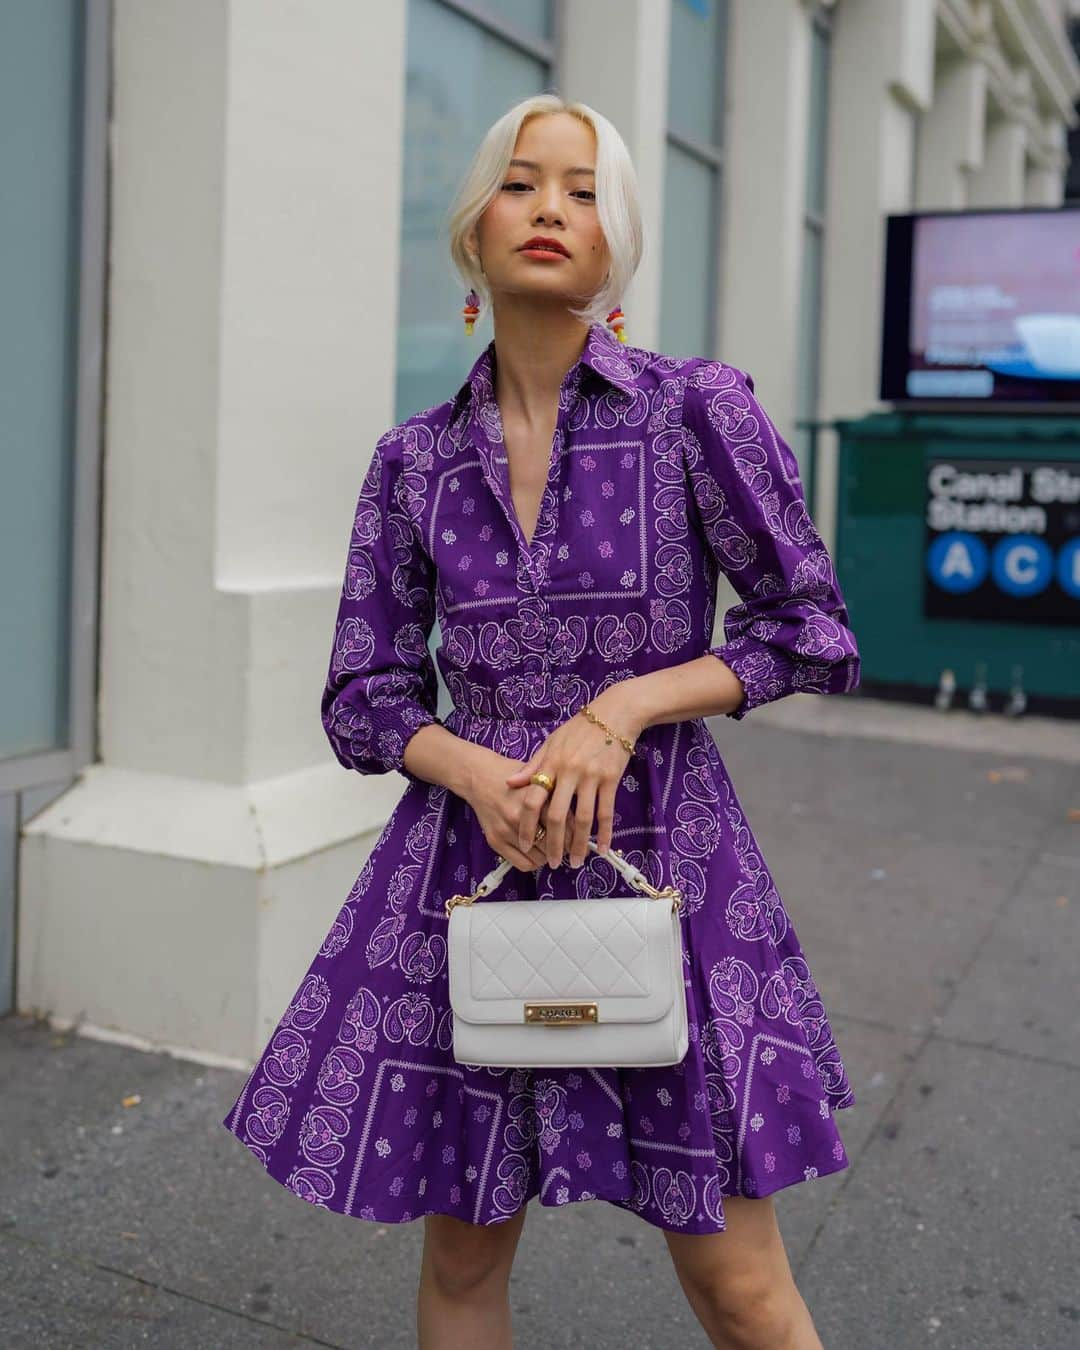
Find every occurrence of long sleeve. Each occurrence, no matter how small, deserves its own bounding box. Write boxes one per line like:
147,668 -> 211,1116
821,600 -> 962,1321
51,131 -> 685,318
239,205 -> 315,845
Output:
320,431 -> 442,781
680,364 -> 860,720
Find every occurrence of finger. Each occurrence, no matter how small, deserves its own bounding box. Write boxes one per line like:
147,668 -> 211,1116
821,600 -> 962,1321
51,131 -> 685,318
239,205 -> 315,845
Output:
543,777 -> 577,869
513,835 -> 550,873
568,779 -> 598,868
594,780 -> 618,857
498,838 -> 546,872
564,796 -> 586,867
505,749 -> 544,785
516,785 -> 549,854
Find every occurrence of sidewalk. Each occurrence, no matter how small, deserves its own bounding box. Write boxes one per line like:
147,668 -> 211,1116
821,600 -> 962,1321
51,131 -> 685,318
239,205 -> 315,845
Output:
3,695 -> 1078,1349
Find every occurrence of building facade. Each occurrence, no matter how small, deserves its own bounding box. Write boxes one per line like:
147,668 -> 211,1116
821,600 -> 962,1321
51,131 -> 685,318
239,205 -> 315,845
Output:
4,0 -> 1078,1055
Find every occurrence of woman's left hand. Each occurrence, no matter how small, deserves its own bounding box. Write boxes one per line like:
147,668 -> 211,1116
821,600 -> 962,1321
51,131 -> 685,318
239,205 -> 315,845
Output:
503,689 -> 646,869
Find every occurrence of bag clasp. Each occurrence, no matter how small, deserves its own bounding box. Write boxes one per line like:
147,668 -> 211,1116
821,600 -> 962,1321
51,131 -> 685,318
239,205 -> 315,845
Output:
524,1001 -> 599,1026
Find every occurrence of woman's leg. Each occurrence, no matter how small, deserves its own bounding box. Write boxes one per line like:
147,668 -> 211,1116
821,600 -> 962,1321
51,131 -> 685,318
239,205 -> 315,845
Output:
662,1195 -> 824,1350
417,1204 -> 530,1350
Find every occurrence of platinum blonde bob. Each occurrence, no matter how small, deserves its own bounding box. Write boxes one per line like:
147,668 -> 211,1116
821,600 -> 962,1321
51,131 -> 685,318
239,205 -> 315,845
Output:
446,94 -> 644,328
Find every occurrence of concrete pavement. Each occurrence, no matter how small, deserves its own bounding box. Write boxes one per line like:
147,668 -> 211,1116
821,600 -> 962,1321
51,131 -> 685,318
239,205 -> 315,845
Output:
2,694 -> 1079,1348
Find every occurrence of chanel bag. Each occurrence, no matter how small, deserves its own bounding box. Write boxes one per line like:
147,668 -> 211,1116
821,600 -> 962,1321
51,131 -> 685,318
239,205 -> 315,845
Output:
444,839 -> 688,1069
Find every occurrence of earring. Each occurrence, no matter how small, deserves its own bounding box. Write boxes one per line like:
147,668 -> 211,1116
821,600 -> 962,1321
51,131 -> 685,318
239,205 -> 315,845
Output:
606,305 -> 627,343
463,289 -> 480,336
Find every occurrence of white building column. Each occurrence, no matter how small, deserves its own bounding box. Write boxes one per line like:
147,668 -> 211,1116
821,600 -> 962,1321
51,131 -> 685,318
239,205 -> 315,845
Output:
702,0 -> 816,626
559,0 -> 672,343
969,107 -> 1030,205
716,0 -> 811,459
814,0 -> 936,552
19,0 -> 411,1062
915,53 -> 989,209
1024,116 -> 1069,204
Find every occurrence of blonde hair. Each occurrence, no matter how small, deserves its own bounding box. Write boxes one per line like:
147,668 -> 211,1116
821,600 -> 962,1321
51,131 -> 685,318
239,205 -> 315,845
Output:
445,94 -> 644,328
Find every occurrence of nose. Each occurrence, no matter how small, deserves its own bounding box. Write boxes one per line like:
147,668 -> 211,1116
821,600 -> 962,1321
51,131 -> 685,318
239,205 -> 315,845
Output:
532,182 -> 565,227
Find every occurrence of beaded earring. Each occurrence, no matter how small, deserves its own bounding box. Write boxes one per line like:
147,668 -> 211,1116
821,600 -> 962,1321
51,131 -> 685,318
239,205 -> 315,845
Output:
463,289 -> 480,336
606,305 -> 628,342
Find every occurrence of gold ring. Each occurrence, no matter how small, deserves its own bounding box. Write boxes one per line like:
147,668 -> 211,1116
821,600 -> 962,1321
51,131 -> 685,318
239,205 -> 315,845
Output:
530,771 -> 556,794
534,825 -> 547,843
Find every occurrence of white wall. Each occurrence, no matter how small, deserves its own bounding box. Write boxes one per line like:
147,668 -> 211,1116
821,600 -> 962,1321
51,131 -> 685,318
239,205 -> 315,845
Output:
20,0 -> 416,1061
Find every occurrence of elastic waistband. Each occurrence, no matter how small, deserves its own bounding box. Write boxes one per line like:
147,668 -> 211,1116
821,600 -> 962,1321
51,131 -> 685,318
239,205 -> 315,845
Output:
445,708 -> 564,725
443,708 -> 690,739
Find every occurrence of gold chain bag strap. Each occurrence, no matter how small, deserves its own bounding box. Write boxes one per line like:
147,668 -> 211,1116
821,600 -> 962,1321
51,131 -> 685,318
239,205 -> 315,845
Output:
444,839 -> 688,1069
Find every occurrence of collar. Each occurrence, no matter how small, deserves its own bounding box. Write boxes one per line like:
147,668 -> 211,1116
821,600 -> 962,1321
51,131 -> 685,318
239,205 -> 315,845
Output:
452,321 -> 640,415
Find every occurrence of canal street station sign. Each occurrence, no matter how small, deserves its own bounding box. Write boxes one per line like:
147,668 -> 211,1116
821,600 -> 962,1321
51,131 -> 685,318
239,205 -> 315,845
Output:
924,457 -> 1080,625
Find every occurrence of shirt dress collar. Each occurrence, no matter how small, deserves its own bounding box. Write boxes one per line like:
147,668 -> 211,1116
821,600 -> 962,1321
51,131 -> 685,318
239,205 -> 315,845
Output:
450,322 -> 640,593
452,320 -> 640,415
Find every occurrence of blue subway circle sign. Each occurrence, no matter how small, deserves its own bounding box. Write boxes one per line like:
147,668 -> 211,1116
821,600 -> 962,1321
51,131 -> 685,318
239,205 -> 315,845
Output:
1058,537 -> 1080,600
926,531 -> 988,593
990,534 -> 1054,597
924,458 -> 1080,625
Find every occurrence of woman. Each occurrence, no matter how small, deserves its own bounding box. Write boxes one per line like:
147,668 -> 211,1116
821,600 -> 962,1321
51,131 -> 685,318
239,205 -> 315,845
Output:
221,94 -> 860,1350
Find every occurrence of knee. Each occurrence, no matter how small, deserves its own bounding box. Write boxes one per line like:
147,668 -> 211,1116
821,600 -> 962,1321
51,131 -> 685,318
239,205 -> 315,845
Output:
692,1269 -> 800,1349
423,1218 -> 513,1300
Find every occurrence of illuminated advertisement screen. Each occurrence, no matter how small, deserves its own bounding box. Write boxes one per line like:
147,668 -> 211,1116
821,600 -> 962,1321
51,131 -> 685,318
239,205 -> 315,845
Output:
882,208 -> 1080,406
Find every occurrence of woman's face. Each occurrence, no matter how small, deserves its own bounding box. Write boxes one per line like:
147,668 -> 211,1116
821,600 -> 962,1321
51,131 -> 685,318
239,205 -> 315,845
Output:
469,112 -> 611,310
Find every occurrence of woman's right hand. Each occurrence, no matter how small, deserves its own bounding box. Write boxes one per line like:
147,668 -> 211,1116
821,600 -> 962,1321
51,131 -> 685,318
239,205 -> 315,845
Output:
460,748 -> 552,872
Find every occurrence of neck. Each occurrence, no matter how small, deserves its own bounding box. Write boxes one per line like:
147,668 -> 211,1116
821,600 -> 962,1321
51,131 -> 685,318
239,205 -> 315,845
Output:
488,308 -> 594,426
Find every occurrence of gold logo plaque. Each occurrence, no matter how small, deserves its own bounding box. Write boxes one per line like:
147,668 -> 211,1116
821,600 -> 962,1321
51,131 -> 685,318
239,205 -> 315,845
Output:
524,1001 -> 599,1026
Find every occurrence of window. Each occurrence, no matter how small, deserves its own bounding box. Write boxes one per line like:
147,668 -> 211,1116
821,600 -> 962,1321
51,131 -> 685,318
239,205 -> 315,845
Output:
660,0 -> 730,359
398,0 -> 559,422
0,0 -> 109,1011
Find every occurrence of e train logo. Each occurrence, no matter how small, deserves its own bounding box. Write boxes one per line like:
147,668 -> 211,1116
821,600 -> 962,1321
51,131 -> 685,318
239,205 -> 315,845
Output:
927,531 -> 1080,600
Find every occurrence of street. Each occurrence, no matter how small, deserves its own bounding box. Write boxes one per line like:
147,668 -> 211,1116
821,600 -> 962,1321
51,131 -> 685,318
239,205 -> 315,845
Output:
3,694 -> 1079,1349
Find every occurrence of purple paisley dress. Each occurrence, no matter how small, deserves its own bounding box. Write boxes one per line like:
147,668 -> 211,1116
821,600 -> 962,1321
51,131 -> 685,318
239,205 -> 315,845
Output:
220,321 -> 862,1234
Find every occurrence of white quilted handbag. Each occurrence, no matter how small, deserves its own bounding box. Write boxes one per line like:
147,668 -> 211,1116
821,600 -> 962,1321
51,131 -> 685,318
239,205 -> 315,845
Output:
444,838 -> 688,1069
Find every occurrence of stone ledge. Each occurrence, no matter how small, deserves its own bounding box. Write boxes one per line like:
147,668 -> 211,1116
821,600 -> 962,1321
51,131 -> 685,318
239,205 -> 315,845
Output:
21,760 -> 410,868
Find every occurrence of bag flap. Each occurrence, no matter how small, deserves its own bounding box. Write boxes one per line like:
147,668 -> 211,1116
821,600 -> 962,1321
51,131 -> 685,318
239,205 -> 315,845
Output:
448,896 -> 679,1025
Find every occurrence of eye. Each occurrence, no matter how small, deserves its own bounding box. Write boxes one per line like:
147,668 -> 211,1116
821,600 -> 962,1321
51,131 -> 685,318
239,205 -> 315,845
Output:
500,181 -> 596,202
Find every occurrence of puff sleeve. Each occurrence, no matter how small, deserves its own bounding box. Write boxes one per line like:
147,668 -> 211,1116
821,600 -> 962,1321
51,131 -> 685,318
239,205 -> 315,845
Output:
320,431 -> 442,781
680,364 -> 860,720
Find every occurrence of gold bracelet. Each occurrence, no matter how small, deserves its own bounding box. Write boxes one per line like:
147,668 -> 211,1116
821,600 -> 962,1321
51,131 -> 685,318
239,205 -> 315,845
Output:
579,703 -> 637,755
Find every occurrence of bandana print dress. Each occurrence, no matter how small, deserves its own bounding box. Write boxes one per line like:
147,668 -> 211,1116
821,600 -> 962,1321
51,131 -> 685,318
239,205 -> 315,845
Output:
220,321 -> 862,1235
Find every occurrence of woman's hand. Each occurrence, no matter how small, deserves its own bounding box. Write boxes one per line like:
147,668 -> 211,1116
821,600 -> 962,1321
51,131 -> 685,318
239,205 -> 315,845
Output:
503,690 -> 646,868
459,747 -> 552,872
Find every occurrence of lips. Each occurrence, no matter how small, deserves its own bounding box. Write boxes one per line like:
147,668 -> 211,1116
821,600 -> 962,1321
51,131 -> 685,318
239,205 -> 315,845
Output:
519,238 -> 570,257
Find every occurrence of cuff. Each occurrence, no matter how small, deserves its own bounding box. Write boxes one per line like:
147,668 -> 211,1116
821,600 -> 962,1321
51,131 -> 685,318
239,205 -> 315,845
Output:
384,707 -> 443,784
324,699 -> 442,779
708,638 -> 797,721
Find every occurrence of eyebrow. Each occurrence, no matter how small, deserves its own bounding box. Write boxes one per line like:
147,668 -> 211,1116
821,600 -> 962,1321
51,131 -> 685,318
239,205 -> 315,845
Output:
508,158 -> 596,177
